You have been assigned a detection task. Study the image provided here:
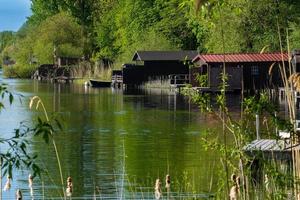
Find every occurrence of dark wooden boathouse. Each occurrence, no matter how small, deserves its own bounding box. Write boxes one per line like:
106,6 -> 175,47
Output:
123,51 -> 198,87
132,50 -> 198,76
122,63 -> 145,85
192,52 -> 290,91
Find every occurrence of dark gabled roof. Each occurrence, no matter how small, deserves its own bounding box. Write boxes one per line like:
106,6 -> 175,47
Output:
132,51 -> 198,61
193,52 -> 289,63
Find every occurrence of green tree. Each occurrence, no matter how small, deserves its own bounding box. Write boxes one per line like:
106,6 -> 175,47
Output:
0,31 -> 15,53
193,0 -> 300,53
154,0 -> 198,49
33,12 -> 84,64
290,23 -> 300,50
29,0 -> 63,25
115,29 -> 178,66
4,12 -> 84,78
239,0 -> 299,52
5,25 -> 37,78
0,31 -> 16,66
93,0 -> 197,63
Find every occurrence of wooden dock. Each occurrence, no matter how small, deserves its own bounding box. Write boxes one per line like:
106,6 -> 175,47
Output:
169,74 -> 189,88
243,139 -> 300,160
52,76 -> 75,83
112,75 -> 123,88
32,64 -> 75,83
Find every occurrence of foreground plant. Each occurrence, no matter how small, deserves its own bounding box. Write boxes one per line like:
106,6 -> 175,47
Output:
3,175 -> 11,191
0,83 -> 66,199
154,178 -> 162,199
0,84 -> 59,199
0,84 -> 45,200
16,189 -> 22,200
29,96 -> 66,199
28,174 -> 33,198
182,75 -> 295,199
0,84 -> 41,179
66,176 -> 73,197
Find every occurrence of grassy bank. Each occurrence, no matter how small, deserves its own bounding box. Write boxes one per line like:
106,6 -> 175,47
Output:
2,64 -> 37,78
2,61 -> 113,82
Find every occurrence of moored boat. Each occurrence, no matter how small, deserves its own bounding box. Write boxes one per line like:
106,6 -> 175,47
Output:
89,79 -> 112,87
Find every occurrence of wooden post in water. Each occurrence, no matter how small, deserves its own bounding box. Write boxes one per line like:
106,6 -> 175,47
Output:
256,114 -> 260,140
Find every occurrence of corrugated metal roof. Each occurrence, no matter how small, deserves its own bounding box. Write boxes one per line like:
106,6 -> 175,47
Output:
243,139 -> 300,151
243,139 -> 287,151
132,51 -> 198,61
193,52 -> 289,63
243,139 -> 298,160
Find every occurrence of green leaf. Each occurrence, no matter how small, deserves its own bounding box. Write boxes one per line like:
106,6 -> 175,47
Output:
9,93 -> 14,105
43,132 -> 50,144
55,118 -> 63,131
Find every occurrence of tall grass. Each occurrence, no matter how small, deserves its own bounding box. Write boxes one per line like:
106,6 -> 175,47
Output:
29,96 -> 66,199
191,1 -> 300,199
71,61 -> 112,80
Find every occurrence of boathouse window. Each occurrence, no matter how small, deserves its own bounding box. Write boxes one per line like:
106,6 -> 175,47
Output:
251,66 -> 259,76
200,64 -> 208,75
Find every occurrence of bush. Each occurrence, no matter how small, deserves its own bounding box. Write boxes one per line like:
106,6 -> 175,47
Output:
3,64 -> 37,78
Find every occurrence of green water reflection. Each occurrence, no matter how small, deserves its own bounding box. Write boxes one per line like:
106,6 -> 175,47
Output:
1,79 -> 222,199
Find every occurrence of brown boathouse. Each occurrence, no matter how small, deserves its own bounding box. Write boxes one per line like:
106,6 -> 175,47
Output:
192,52 -> 290,91
123,50 -> 198,87
121,50 -> 300,91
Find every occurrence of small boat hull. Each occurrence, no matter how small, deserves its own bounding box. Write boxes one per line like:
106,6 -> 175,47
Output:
89,80 -> 111,87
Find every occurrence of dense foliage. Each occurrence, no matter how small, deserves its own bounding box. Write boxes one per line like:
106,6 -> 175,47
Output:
1,0 -> 300,77
0,31 -> 16,66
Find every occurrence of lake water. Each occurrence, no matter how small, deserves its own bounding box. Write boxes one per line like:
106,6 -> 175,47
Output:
0,73 -> 236,199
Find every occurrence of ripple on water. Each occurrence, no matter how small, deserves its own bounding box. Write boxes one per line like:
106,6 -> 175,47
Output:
85,128 -> 111,134
1,78 -> 222,199
114,110 -> 127,115
185,131 -> 201,135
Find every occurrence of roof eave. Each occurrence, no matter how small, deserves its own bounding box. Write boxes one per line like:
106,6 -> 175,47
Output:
192,55 -> 201,63
132,52 -> 141,61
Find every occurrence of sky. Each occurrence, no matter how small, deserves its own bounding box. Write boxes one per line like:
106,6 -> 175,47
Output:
0,0 -> 31,32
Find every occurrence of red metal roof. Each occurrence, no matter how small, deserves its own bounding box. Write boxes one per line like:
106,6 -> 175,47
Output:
193,52 -> 289,63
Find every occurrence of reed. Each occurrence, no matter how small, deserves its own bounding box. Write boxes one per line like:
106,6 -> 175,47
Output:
28,174 -> 33,198
66,176 -> 72,198
40,161 -> 65,199
42,180 -> 45,200
128,176 -> 137,199
140,186 -> 145,200
120,140 -> 126,200
29,96 -> 66,199
182,53 -> 300,199
154,178 -> 162,199
186,1 -> 300,199
16,189 -> 22,200
165,174 -> 171,199
273,20 -> 300,198
113,170 -> 119,198
71,61 -> 112,81
3,175 -> 11,192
